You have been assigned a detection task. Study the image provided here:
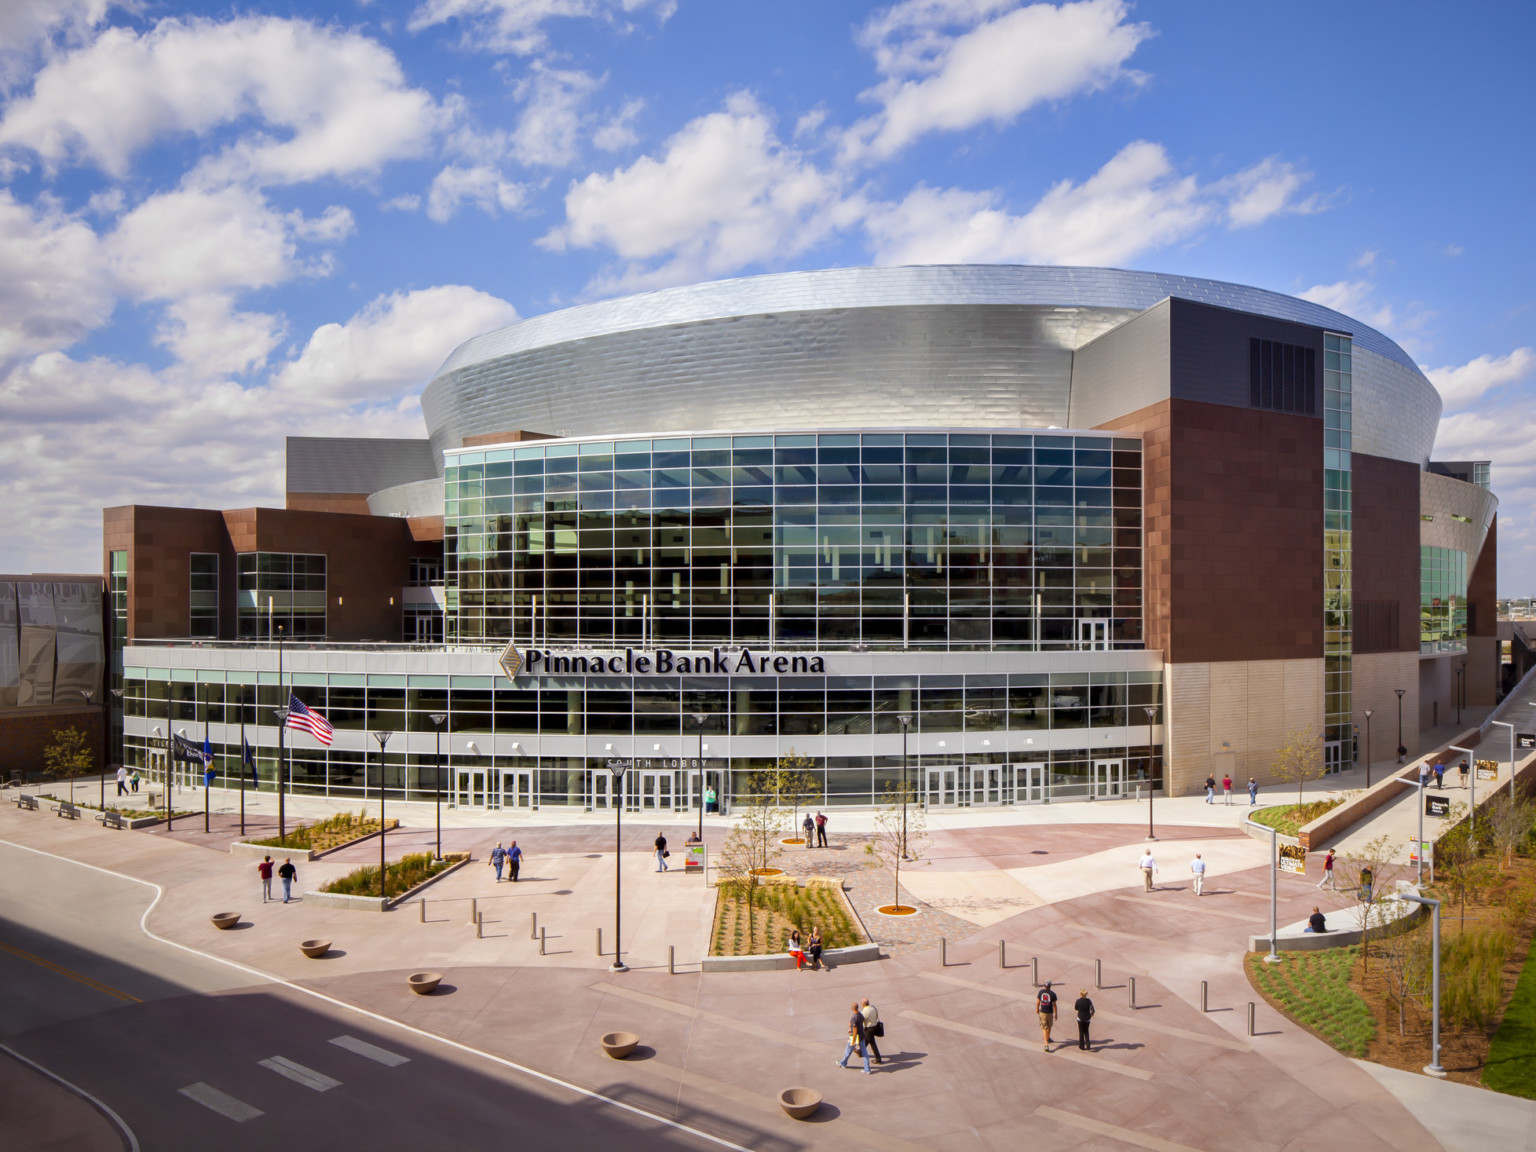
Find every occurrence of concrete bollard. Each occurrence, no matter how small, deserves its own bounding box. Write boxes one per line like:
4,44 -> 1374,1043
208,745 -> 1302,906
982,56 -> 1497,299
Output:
669,945 -> 675,975
998,940 -> 1005,969
596,927 -> 603,956
540,926 -> 547,956
1201,980 -> 1208,1013
940,937 -> 947,967
1129,975 -> 1137,1009
1031,956 -> 1039,987
476,911 -> 483,940
1095,958 -> 1102,989
419,898 -> 426,923
1248,1002 -> 1256,1037
469,897 -> 477,925
531,911 -> 538,940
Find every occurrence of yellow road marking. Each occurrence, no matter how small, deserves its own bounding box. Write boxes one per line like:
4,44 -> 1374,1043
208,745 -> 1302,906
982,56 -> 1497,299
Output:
0,940 -> 142,1003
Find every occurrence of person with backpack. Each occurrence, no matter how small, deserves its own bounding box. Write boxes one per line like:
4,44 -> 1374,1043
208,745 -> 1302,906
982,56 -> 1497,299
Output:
490,842 -> 506,882
1036,981 -> 1059,1051
257,855 -> 274,902
277,857 -> 298,903
1073,988 -> 1096,1050
802,812 -> 815,847
815,811 -> 828,847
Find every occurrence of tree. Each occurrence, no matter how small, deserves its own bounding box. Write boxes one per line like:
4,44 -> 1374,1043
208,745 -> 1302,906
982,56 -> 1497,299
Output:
43,726 -> 95,807
1435,832 -> 1501,935
1331,834 -> 1404,975
1487,794 -> 1536,871
716,770 -> 786,953
864,782 -> 928,913
775,748 -> 822,843
1375,921 -> 1432,1036
1270,725 -> 1326,811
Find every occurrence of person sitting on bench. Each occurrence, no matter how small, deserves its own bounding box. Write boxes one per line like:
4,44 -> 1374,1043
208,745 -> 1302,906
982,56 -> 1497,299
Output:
1304,907 -> 1328,933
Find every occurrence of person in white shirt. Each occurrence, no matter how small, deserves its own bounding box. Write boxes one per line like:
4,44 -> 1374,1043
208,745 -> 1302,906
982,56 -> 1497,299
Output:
1138,851 -> 1158,892
1190,853 -> 1207,896
115,765 -> 128,796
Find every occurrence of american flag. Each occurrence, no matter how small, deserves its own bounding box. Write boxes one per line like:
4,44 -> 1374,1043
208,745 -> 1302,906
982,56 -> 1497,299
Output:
285,695 -> 335,746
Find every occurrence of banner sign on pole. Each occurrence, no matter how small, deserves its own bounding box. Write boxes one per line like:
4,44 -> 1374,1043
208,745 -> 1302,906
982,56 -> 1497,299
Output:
685,843 -> 705,871
1475,759 -> 1499,782
1410,840 -> 1434,867
1278,843 -> 1306,875
1425,794 -> 1451,818
1517,732 -> 1536,751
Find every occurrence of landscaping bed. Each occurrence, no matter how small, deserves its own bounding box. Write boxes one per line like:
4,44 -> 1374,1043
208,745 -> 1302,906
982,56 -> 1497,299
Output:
1246,947 -> 1375,1057
709,877 -> 863,957
1249,798 -> 1346,838
249,810 -> 396,855
35,793 -> 192,823
320,852 -> 455,899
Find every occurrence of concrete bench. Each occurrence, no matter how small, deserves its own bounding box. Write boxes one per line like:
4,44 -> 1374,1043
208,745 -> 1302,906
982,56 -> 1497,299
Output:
1248,894 -> 1422,952
95,810 -> 125,829
12,794 -> 38,811
51,801 -> 80,820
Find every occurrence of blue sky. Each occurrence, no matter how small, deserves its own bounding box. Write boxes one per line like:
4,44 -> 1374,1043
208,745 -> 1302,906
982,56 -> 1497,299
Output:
1,0 -> 1532,592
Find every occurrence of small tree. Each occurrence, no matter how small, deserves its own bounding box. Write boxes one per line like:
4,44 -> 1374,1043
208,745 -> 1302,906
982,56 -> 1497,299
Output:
864,782 -> 928,913
717,770 -> 786,952
1435,831 -> 1501,935
1375,921 -> 1432,1036
43,725 -> 95,807
775,748 -> 822,843
1331,834 -> 1404,974
1271,724 -> 1326,811
1487,794 -> 1536,870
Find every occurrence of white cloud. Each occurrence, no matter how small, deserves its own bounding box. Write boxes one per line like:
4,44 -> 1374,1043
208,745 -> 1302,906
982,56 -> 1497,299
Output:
408,0 -> 675,56
0,17 -> 448,184
865,140 -> 1208,266
593,98 -> 644,152
543,93 -> 864,291
0,190 -> 113,370
426,164 -> 529,222
1222,157 -> 1321,228
1297,280 -> 1396,331
153,294 -> 284,377
273,285 -> 519,405
0,0 -> 113,91
512,62 -> 602,167
1423,348 -> 1536,413
1352,249 -> 1378,270
845,0 -> 1151,162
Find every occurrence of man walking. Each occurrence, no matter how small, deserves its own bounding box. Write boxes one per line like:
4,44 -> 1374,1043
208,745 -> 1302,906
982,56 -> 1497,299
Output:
1204,774 -> 1216,804
508,840 -> 522,881
655,833 -> 669,872
1458,760 -> 1470,789
258,855 -> 274,903
1316,848 -> 1337,891
277,857 -> 297,903
815,811 -> 828,847
115,765 -> 128,796
802,813 -> 815,847
1138,850 -> 1158,892
1433,761 -> 1445,789
1222,774 -> 1233,804
1247,777 -> 1258,806
1190,852 -> 1207,896
490,842 -> 506,882
1418,761 -> 1430,788
860,998 -> 884,1065
837,1001 -> 872,1073
1036,981 -> 1058,1051
1073,989 -> 1095,1050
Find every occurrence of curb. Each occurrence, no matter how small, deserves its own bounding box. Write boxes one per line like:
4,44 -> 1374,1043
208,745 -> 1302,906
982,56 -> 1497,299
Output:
701,943 -> 882,973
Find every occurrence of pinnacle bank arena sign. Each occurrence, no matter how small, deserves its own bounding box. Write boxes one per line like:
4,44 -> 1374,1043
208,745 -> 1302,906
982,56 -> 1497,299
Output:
498,642 -> 826,680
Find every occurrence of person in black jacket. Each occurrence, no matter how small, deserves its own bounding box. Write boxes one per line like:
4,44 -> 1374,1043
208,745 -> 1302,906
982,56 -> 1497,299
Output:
836,1000 -> 872,1073
1074,989 -> 1095,1050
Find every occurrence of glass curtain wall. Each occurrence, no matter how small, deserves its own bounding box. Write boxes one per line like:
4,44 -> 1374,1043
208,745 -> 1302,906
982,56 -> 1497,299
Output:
1420,546 -> 1468,654
236,553 -> 327,639
1323,334 -> 1353,768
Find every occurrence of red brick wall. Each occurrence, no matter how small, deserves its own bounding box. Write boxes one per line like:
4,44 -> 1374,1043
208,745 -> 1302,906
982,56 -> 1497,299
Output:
1470,515 -> 1498,637
1352,452 -> 1421,653
0,706 -> 104,783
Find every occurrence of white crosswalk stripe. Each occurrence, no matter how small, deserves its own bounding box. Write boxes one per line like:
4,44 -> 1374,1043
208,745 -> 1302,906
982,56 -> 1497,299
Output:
179,1082 -> 263,1122
329,1035 -> 411,1067
259,1055 -> 341,1092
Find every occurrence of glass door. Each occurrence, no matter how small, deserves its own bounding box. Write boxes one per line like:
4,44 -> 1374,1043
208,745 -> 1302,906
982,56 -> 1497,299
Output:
1078,619 -> 1110,650
586,770 -> 613,810
503,769 -> 536,809
970,765 -> 1009,805
627,769 -> 675,812
1324,740 -> 1344,775
1091,759 -> 1126,798
924,765 -> 960,807
455,768 -> 487,808
1016,762 -> 1045,803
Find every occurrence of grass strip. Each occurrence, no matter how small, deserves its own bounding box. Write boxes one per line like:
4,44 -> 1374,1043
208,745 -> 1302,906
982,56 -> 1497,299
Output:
1484,934 -> 1536,1099
1249,799 -> 1344,838
1246,946 -> 1375,1058
320,852 -> 451,898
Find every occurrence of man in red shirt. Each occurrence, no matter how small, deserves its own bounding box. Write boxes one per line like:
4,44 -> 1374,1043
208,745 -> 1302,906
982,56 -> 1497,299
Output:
1222,775 -> 1233,805
258,855 -> 274,903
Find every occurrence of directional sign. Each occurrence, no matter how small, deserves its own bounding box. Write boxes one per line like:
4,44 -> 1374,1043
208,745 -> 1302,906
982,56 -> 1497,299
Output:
1518,732 -> 1536,751
1278,843 -> 1306,875
1475,759 -> 1499,782
1425,794 -> 1451,818
497,641 -> 523,680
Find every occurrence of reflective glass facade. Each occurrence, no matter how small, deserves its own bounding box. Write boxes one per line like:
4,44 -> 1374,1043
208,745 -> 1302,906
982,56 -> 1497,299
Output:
1421,546 -> 1468,654
445,430 -> 1143,651
1323,333 -> 1353,767
236,553 -> 327,639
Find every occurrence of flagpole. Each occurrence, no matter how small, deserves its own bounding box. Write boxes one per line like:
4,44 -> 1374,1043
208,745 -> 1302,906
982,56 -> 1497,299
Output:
277,625 -> 287,843
239,716 -> 246,837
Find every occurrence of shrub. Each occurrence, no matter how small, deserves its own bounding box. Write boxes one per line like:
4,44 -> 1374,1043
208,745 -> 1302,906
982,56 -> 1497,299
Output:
1250,799 -> 1344,838
253,810 -> 378,852
321,852 -> 449,898
1440,924 -> 1513,1032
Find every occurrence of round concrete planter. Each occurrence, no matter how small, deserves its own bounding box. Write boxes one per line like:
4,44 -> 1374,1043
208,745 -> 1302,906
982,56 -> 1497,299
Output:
407,971 -> 442,995
600,1032 -> 639,1059
210,912 -> 240,931
299,939 -> 331,959
778,1087 -> 821,1120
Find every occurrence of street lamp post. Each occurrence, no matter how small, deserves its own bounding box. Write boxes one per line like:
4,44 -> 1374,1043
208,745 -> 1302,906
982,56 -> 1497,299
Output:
898,713 -> 912,860
373,731 -> 392,899
1393,892 -> 1446,1077
1143,705 -> 1158,841
274,624 -> 288,840
1395,688 -> 1406,764
79,689 -> 100,808
691,711 -> 708,843
1456,661 -> 1466,725
429,713 -> 447,860
1363,709 -> 1373,789
608,756 -> 630,972
108,688 -> 122,804
1489,719 -> 1516,800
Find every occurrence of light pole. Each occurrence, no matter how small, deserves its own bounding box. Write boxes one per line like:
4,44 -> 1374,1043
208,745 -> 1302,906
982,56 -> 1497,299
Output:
429,713 -> 447,860
898,713 -> 912,860
1455,661 -> 1466,725
1264,823 -> 1280,964
79,689 -> 100,808
691,711 -> 707,842
108,688 -> 123,804
1393,892 -> 1446,1077
272,705 -> 290,842
374,731 -> 392,899
1395,688 -> 1406,764
1362,709 -> 1373,789
1490,719 -> 1516,800
1143,705 -> 1158,841
608,756 -> 630,972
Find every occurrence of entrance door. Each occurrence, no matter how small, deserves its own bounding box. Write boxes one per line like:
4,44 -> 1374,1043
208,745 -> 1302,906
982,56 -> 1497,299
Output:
1078,619 -> 1110,650
455,768 -> 487,808
1016,763 -> 1045,803
924,765 -> 960,807
628,769 -> 675,812
1324,740 -> 1344,775
587,770 -> 613,810
503,769 -> 536,809
1091,759 -> 1126,798
970,765 -> 1008,805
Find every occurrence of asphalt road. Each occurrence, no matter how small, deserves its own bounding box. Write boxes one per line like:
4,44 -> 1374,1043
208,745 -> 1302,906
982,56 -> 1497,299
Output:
0,842 -> 740,1152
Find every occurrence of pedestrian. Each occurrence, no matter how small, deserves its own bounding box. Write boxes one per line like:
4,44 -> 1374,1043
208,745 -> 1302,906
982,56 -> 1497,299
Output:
1138,850 -> 1158,892
1222,774 -> 1233,805
1316,848 -> 1336,891
1433,761 -> 1445,790
837,1000 -> 872,1073
508,840 -> 522,881
1204,774 -> 1216,804
860,998 -> 884,1064
1036,980 -> 1059,1051
1073,988 -> 1095,1050
806,926 -> 824,971
1458,760 -> 1470,789
705,785 -> 717,814
654,833 -> 669,872
1359,865 -> 1374,904
278,857 -> 297,903
1305,906 -> 1328,933
802,812 -> 815,847
490,842 -> 506,882
131,769 -> 141,794
258,855 -> 274,902
1418,762 -> 1430,788
788,928 -> 806,970
1247,777 -> 1258,806
1190,852 -> 1206,896
115,765 -> 128,796
815,811 -> 828,848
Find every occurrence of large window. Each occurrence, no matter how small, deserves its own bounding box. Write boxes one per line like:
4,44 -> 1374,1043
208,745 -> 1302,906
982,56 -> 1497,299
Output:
189,553 -> 219,638
236,553 -> 327,639
444,431 -> 1143,652
1421,546 -> 1468,655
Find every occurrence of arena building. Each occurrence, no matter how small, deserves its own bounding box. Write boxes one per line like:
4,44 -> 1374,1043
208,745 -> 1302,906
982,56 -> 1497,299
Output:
104,266 -> 1498,813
